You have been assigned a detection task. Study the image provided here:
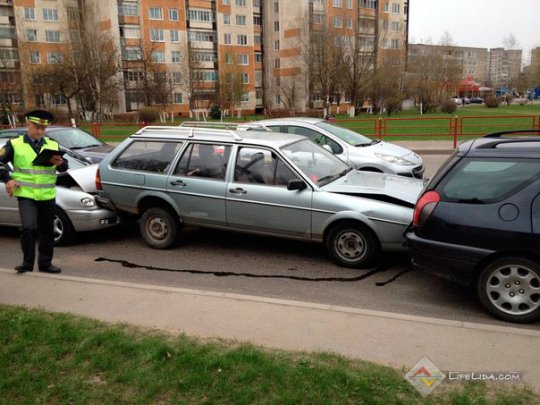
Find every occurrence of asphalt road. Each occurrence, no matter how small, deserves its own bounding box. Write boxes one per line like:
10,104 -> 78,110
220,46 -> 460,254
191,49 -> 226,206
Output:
1,153 -> 537,330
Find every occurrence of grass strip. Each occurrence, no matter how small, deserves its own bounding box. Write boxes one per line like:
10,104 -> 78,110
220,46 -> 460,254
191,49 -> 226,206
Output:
0,305 -> 536,404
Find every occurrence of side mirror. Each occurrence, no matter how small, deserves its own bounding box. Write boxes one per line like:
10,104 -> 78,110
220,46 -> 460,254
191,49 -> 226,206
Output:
287,178 -> 307,191
321,144 -> 333,154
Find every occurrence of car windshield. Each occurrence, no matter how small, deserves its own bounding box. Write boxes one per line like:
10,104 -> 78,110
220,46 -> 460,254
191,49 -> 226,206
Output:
47,128 -> 104,149
281,139 -> 351,186
315,121 -> 374,146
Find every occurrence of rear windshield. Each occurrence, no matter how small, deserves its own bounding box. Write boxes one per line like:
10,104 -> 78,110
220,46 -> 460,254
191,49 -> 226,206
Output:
439,158 -> 540,203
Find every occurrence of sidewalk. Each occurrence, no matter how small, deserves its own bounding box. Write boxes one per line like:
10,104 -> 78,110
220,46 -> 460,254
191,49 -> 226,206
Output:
1,268 -> 539,391
393,140 -> 456,155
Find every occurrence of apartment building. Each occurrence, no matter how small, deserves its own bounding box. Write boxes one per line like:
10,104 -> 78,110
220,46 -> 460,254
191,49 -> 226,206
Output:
489,47 -> 522,89
1,0 -> 409,116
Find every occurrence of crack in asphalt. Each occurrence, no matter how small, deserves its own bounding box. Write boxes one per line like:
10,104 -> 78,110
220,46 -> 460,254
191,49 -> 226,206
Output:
95,257 -> 409,283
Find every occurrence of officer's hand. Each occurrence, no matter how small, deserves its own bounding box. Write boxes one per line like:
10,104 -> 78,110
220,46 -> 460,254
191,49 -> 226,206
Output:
49,155 -> 64,166
6,179 -> 18,197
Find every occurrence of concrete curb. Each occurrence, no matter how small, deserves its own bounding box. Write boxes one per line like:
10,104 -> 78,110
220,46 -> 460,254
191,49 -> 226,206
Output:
1,269 -> 539,391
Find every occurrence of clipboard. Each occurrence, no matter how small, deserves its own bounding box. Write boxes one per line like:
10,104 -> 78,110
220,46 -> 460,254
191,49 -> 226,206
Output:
32,149 -> 66,166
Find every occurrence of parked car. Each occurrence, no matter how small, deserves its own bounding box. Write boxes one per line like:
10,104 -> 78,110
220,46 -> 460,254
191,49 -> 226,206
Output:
451,97 -> 462,105
406,130 -> 540,323
0,140 -> 120,245
233,118 -> 424,179
469,97 -> 484,104
96,126 -> 425,268
0,126 -> 114,163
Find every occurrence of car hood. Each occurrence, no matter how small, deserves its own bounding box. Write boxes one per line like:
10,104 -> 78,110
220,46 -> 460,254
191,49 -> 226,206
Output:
60,165 -> 99,193
320,170 -> 424,205
362,141 -> 421,161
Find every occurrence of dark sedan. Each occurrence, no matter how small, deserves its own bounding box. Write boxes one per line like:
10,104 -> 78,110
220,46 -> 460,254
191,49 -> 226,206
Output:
0,126 -> 114,163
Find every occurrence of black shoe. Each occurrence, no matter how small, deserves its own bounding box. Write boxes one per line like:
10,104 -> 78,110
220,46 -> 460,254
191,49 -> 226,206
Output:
39,265 -> 61,274
15,265 -> 33,273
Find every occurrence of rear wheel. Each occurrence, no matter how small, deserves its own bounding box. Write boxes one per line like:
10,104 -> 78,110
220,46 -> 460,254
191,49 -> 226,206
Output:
325,222 -> 380,268
54,208 -> 74,246
477,257 -> 540,323
139,207 -> 179,249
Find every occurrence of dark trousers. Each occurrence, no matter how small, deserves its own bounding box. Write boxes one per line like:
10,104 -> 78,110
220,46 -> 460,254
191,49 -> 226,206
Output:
17,198 -> 55,268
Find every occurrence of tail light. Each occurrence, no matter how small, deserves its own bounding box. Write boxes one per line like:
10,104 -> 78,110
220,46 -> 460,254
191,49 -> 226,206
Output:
413,191 -> 440,227
95,168 -> 102,191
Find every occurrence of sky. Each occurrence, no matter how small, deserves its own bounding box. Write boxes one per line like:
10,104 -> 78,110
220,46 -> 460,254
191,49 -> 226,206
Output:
408,0 -> 540,64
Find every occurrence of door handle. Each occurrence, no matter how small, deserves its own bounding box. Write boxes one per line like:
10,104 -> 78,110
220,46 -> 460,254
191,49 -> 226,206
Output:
229,187 -> 247,195
170,179 -> 186,186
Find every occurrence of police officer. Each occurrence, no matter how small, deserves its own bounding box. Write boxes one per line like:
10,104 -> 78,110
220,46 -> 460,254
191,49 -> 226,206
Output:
0,110 -> 68,273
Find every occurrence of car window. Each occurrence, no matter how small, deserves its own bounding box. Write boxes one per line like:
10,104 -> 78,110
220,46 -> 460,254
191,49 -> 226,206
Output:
315,121 -> 372,146
47,128 -> 104,149
234,147 -> 296,186
0,130 -> 21,138
266,126 -> 282,133
175,143 -> 230,180
285,125 -> 343,154
440,158 -> 540,203
111,141 -> 182,173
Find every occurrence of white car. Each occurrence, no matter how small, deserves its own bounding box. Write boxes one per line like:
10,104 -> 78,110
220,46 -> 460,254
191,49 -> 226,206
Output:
0,140 -> 120,245
236,118 -> 425,178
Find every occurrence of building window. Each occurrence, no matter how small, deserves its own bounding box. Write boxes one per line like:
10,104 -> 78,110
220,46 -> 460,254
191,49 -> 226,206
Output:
346,0 -> 352,8
241,92 -> 249,102
225,53 -> 233,64
333,16 -> 342,28
312,13 -> 324,24
172,72 -> 182,84
332,0 -> 342,7
346,17 -> 352,29
256,88 -> 263,99
254,52 -> 262,63
253,15 -> 261,25
45,31 -> 61,43
237,34 -> 248,45
123,48 -> 141,61
391,39 -> 399,49
274,2 -> 279,12
255,70 -> 262,83
149,7 -> 163,20
361,0 -> 377,8
170,30 -> 179,42
47,52 -> 62,64
254,34 -> 262,45
391,21 -> 400,32
274,58 -> 280,69
274,21 -> 279,31
152,51 -> 166,63
169,8 -> 179,21
119,3 -> 138,16
189,31 -> 216,42
30,51 -> 40,64
224,14 -> 230,24
237,54 -> 249,65
26,29 -> 38,42
43,9 -> 59,21
171,51 -> 181,63
384,2 -> 389,12
188,9 -> 215,22
224,33 -> 232,44
236,15 -> 246,26
236,0 -> 247,6
201,71 -> 217,81
174,93 -> 183,104
391,3 -> 401,13
253,0 -> 261,6
150,29 -> 164,42
24,8 -> 35,20
274,40 -> 280,50
240,73 -> 249,84
223,0 -> 230,4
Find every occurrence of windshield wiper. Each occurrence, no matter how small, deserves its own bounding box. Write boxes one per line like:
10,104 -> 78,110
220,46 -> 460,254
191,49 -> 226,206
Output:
317,168 -> 352,185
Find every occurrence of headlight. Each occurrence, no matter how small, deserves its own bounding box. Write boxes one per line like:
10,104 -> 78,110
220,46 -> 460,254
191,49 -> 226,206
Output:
80,197 -> 96,207
375,153 -> 414,166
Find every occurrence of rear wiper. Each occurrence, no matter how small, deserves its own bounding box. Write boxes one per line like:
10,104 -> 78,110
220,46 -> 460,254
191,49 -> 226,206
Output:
457,198 -> 484,204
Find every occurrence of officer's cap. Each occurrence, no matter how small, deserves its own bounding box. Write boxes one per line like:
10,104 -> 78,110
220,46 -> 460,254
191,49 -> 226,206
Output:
25,110 -> 54,127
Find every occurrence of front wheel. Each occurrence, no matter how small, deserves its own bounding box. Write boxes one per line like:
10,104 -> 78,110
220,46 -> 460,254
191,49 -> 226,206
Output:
325,222 -> 380,268
477,257 -> 540,323
139,207 -> 179,249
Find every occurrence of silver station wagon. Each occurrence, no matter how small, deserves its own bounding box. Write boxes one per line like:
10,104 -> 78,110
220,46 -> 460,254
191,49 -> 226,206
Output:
96,126 -> 424,268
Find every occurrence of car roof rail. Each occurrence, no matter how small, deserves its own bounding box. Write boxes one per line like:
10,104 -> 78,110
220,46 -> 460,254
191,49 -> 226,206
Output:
180,120 -> 273,132
134,125 -> 243,141
483,129 -> 540,138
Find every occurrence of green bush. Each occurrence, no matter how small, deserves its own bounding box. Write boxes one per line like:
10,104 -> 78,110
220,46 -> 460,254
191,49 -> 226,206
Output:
485,96 -> 500,108
138,107 -> 162,123
385,98 -> 401,116
440,100 -> 457,114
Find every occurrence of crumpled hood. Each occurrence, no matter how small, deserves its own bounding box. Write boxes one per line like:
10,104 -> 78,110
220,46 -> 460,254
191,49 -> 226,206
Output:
320,170 -> 424,204
62,164 -> 99,193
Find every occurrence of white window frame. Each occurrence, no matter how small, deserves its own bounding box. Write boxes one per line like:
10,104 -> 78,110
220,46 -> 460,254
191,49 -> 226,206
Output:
149,7 -> 163,20
169,8 -> 178,21
237,34 -> 248,46
171,51 -> 181,63
237,54 -> 249,65
236,15 -> 247,26
24,8 -> 35,21
170,30 -> 179,42
174,93 -> 183,104
45,30 -> 61,43
29,51 -> 40,64
43,8 -> 59,21
150,28 -> 164,42
152,50 -> 166,63
26,29 -> 38,42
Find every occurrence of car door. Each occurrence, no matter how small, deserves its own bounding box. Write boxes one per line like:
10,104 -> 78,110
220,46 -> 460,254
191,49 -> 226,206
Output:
226,146 -> 313,239
167,142 -> 230,227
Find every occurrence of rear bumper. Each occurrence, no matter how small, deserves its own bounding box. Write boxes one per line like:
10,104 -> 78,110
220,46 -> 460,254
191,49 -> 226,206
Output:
405,231 -> 493,286
67,208 -> 121,232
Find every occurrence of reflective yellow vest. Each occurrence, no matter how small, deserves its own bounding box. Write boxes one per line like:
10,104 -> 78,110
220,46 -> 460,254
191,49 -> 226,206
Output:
11,136 -> 59,201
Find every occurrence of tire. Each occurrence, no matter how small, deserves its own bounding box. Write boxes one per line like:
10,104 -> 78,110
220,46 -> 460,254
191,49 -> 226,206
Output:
325,222 -> 380,268
54,208 -> 75,246
477,257 -> 540,323
139,207 -> 179,249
